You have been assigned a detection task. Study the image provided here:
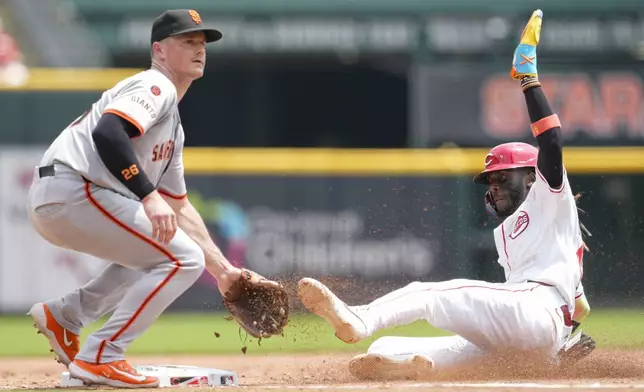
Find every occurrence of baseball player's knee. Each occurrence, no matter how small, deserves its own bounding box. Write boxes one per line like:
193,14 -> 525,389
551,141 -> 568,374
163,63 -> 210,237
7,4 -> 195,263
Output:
401,281 -> 433,293
175,240 -> 205,277
367,336 -> 399,354
28,213 -> 66,248
406,281 -> 425,290
193,254 -> 206,274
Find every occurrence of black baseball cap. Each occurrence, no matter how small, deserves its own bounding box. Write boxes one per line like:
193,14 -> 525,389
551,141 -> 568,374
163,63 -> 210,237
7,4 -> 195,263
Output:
150,9 -> 222,45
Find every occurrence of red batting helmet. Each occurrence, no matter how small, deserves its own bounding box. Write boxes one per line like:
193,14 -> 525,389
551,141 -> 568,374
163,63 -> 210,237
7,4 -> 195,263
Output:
473,142 -> 538,184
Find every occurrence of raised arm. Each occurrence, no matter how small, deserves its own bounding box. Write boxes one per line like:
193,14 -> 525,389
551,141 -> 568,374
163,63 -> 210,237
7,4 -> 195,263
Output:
523,82 -> 563,189
510,9 -> 564,189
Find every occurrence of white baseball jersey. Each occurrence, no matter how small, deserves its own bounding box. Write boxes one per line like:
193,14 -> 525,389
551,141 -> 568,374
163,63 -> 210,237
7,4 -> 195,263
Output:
494,167 -> 584,310
39,69 -> 187,200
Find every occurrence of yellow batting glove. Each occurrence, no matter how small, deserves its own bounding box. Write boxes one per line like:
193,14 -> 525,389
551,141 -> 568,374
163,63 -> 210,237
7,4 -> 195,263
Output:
510,9 -> 543,80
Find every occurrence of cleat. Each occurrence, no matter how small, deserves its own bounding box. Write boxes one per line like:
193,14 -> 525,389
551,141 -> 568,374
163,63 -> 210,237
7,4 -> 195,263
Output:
28,303 -> 79,367
557,331 -> 596,365
349,353 -> 434,381
297,278 -> 369,344
69,360 -> 160,388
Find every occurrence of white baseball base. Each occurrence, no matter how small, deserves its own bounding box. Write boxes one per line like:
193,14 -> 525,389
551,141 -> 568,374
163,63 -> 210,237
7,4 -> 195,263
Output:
60,364 -> 239,387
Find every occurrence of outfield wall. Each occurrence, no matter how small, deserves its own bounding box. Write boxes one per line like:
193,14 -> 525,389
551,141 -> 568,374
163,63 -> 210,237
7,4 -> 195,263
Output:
0,147 -> 641,313
3,66 -> 644,149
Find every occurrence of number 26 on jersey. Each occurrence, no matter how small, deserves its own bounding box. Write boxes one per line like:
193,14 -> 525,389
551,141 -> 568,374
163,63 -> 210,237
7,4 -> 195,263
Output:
121,164 -> 140,180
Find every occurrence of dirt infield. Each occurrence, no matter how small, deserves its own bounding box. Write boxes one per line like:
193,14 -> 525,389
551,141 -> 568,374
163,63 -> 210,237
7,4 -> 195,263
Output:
2,349 -> 644,391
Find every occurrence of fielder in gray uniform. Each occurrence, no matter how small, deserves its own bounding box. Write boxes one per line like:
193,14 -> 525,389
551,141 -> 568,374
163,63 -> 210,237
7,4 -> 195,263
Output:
27,9 -> 243,388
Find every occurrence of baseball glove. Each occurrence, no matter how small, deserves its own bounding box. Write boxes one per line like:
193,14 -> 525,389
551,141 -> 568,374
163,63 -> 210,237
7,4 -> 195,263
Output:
223,269 -> 290,339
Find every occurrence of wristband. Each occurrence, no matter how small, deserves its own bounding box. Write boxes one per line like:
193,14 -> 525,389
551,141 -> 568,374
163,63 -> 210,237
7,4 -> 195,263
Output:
531,114 -> 561,137
521,76 -> 541,92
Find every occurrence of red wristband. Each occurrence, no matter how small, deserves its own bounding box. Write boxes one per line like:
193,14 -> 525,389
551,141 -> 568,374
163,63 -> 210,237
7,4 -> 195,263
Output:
531,114 -> 561,137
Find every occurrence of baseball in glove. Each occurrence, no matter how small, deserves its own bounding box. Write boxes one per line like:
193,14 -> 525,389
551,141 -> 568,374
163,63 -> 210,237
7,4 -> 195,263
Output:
223,269 -> 290,339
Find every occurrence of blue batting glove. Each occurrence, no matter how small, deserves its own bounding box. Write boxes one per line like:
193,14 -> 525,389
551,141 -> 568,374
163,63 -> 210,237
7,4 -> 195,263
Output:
510,9 -> 542,80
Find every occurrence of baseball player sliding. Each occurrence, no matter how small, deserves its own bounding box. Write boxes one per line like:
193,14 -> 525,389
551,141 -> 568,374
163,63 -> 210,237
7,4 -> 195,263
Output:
298,10 -> 596,380
26,9 -> 288,388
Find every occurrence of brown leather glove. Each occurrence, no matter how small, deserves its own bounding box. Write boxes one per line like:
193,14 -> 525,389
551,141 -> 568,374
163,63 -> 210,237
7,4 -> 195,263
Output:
223,269 -> 290,339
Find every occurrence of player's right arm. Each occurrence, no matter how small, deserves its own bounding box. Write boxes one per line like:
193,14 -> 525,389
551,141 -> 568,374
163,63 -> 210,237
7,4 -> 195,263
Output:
91,76 -> 178,244
92,114 -> 156,200
92,113 -> 177,245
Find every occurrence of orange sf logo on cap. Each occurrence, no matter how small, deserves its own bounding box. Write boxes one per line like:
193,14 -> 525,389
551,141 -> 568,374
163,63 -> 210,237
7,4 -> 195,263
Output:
188,10 -> 202,25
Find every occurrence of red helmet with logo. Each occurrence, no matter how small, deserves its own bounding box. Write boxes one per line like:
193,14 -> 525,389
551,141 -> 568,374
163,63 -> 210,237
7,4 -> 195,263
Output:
473,142 -> 538,184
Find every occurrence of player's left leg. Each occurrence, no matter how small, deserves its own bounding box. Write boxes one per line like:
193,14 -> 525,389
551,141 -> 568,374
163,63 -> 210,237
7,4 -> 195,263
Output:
349,335 -> 484,380
299,278 -> 570,356
44,263 -> 143,330
29,263 -> 141,366
367,335 -> 483,368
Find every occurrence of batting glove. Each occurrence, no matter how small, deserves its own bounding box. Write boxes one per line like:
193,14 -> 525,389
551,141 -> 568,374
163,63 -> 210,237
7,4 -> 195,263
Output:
510,9 -> 542,81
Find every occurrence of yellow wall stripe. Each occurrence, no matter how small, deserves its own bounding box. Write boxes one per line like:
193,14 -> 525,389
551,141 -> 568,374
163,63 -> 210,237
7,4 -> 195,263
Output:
182,147 -> 644,175
0,68 -> 144,91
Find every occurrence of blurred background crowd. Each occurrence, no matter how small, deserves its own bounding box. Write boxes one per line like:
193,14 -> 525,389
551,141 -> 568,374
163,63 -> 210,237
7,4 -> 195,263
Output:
0,0 -> 642,314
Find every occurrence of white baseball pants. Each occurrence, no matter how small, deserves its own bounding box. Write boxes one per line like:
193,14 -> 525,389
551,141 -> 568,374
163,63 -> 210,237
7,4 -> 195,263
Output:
357,279 -> 573,368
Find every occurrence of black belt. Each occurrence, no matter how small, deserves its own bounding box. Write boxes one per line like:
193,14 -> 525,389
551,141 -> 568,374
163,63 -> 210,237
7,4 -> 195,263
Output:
38,165 -> 55,178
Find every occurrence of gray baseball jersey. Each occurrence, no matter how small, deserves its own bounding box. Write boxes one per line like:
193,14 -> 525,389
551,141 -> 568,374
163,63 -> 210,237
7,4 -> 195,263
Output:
27,68 -> 204,364
40,69 -> 187,199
